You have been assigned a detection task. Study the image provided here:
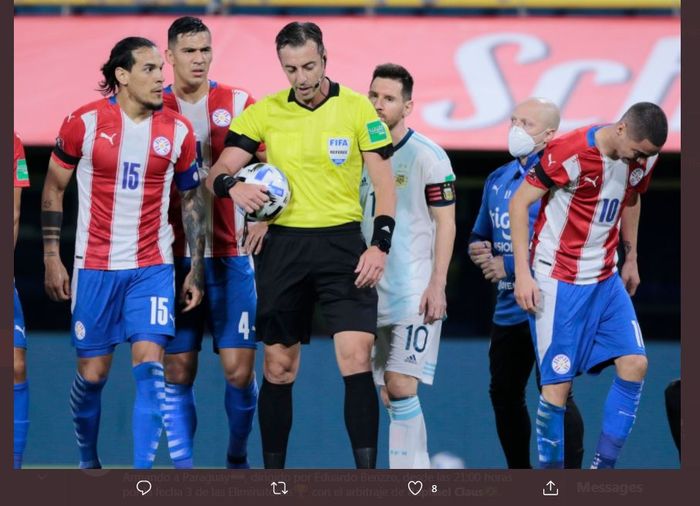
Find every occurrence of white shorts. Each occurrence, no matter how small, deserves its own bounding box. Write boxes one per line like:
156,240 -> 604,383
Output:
372,316 -> 442,386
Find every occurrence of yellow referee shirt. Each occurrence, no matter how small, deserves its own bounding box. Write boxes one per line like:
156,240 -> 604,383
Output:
227,80 -> 392,228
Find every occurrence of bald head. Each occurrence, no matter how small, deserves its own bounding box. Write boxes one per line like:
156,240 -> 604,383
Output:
514,97 -> 560,131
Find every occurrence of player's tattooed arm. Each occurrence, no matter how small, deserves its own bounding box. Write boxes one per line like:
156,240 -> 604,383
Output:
620,193 -> 641,296
180,186 -> 206,310
41,159 -> 73,301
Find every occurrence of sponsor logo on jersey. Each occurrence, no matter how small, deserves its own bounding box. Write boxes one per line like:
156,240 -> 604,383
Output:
629,168 -> 644,187
404,354 -> 417,365
14,325 -> 26,339
492,183 -> 502,194
360,176 -> 368,187
493,240 -> 513,253
551,354 -> 571,375
489,208 -> 511,240
328,137 -> 350,165
366,120 -> 388,143
583,175 -> 599,188
99,132 -> 117,146
497,280 -> 514,291
212,108 -> 232,127
74,321 -> 86,341
152,136 -> 172,156
395,173 -> 408,188
16,159 -> 29,182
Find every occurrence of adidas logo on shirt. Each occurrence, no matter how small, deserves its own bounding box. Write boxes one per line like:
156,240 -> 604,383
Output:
404,355 -> 417,364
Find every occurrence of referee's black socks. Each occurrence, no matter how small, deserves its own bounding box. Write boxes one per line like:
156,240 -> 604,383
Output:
343,371 -> 379,469
258,378 -> 294,469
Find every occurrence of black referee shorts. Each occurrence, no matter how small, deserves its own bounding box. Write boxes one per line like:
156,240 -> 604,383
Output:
255,222 -> 378,346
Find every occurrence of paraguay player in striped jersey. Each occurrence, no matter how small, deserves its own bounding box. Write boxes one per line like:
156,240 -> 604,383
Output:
360,64 -> 456,469
510,102 -> 668,469
41,37 -> 205,469
162,16 -> 263,469
14,132 -> 30,469
469,99 -> 584,469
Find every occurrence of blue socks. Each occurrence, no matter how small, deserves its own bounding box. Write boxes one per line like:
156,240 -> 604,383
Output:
536,396 -> 566,469
591,376 -> 644,469
132,362 -> 166,469
70,373 -> 106,469
225,377 -> 258,469
163,382 -> 197,469
14,381 -> 29,469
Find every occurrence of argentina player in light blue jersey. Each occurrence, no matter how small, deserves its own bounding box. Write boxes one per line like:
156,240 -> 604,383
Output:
361,64 -> 456,469
468,98 -> 584,468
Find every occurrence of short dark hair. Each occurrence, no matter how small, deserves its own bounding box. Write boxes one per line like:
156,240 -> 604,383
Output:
98,37 -> 156,96
372,63 -> 414,101
168,16 -> 210,48
275,21 -> 325,56
621,102 -> 668,148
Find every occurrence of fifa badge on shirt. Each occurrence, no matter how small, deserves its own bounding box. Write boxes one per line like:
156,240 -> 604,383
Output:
328,137 -> 350,166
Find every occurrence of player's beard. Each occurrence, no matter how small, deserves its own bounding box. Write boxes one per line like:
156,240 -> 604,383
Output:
142,98 -> 164,111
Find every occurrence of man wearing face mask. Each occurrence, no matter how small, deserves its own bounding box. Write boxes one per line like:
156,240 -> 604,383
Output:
468,97 -> 584,469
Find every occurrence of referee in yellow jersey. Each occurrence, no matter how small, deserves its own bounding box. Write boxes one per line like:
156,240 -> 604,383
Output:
207,21 -> 396,469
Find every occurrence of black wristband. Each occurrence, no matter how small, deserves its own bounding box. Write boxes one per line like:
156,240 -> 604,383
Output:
213,174 -> 237,198
371,215 -> 395,253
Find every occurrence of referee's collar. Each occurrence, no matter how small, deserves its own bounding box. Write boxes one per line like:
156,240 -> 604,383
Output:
287,79 -> 340,111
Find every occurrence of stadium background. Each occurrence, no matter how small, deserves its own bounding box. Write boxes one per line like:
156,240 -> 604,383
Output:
13,0 -> 680,468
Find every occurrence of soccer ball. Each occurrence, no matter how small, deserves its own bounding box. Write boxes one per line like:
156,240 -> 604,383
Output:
235,163 -> 291,222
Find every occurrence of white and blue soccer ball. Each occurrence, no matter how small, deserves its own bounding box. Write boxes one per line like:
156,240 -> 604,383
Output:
236,162 -> 291,222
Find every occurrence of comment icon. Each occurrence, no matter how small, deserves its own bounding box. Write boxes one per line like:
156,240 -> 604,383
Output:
136,480 -> 152,496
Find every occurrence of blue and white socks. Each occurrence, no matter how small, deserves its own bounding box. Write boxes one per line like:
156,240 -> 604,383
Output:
70,373 -> 106,469
14,381 -> 29,469
591,376 -> 643,469
536,396 -> 566,469
388,396 -> 430,469
132,362 -> 166,469
163,382 -> 197,469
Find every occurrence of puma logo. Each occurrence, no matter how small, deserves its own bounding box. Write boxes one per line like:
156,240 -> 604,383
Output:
583,175 -> 599,188
15,325 -> 26,339
492,184 -> 502,194
100,132 -> 117,146
547,153 -> 556,166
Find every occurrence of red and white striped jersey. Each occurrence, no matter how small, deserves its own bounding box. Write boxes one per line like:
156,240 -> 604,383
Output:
14,131 -> 30,188
51,97 -> 199,270
526,126 -> 658,285
164,81 -> 256,258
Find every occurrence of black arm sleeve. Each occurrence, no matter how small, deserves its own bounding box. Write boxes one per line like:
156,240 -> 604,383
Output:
224,131 -> 261,155
362,143 -> 394,160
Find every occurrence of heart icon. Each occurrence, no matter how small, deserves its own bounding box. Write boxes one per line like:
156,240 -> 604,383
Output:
408,480 -> 423,496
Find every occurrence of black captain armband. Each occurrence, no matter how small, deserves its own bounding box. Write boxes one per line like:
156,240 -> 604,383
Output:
370,215 -> 395,254
224,131 -> 260,155
213,174 -> 238,198
533,163 -> 556,189
425,181 -> 456,207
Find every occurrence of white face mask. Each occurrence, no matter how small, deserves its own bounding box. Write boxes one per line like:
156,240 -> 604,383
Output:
508,125 -> 537,158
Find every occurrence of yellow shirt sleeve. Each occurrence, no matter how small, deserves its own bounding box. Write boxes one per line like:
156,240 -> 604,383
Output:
355,95 -> 391,152
229,99 -> 265,143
